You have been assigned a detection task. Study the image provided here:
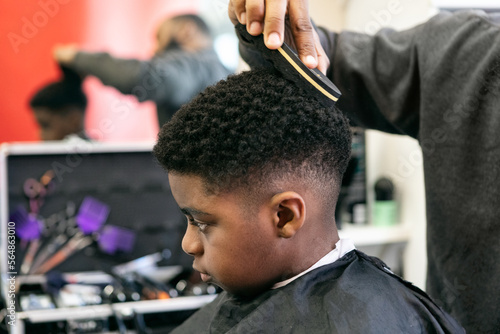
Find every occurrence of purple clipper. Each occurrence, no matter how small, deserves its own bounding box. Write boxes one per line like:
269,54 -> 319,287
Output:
9,206 -> 43,240
98,225 -> 136,255
75,196 -> 110,235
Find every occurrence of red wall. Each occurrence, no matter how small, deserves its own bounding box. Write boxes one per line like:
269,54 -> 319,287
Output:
0,0 -> 199,143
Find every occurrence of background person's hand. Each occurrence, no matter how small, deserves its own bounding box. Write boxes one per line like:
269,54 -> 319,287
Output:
228,0 -> 329,73
53,44 -> 79,65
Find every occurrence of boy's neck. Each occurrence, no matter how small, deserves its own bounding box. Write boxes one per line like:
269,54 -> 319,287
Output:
281,228 -> 340,282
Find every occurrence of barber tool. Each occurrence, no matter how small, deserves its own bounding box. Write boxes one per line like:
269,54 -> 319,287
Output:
30,234 -> 69,274
23,169 -> 55,214
30,203 -> 78,274
32,196 -> 110,274
32,232 -> 93,274
9,207 -> 43,274
9,207 -> 43,241
97,225 -> 136,255
13,170 -> 56,273
29,226 -> 76,274
235,23 -> 341,108
76,196 -> 110,234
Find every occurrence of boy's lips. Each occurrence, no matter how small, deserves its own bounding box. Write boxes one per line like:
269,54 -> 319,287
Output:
200,273 -> 211,282
193,265 -> 211,282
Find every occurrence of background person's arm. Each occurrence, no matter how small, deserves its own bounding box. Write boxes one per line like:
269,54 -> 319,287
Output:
54,46 -> 203,105
55,46 -> 144,96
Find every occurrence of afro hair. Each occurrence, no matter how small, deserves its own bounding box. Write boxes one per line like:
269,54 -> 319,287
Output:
153,68 -> 351,202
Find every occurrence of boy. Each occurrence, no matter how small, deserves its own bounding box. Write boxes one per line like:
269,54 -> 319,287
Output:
153,69 -> 463,333
29,67 -> 89,141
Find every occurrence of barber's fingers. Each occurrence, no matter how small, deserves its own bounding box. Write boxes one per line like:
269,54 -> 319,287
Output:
313,29 -> 330,74
260,0 -> 288,49
228,0 -> 245,25
288,0 -> 317,68
228,0 -> 319,69
229,0 -> 260,28
229,0 -> 321,70
245,0 -> 318,67
230,0 -> 286,41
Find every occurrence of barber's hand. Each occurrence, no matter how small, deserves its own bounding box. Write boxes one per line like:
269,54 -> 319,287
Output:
228,0 -> 329,74
53,44 -> 79,64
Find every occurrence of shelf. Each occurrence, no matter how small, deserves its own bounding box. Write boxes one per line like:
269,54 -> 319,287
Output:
338,224 -> 411,246
12,295 -> 217,334
16,294 -> 217,323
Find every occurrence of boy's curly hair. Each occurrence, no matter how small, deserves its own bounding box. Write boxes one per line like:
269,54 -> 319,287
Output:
154,68 -> 351,203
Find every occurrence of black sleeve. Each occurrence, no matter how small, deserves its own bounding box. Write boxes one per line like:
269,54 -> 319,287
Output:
71,51 -> 197,104
237,10 -> 500,141
72,52 -> 144,95
317,24 -> 423,138
318,10 -> 500,139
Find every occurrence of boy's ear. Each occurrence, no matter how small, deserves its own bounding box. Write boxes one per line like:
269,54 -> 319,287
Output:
270,191 -> 306,238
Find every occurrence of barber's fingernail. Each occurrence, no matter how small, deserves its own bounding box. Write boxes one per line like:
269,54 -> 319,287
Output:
248,21 -> 261,35
267,33 -> 281,47
240,12 -> 246,24
305,56 -> 317,67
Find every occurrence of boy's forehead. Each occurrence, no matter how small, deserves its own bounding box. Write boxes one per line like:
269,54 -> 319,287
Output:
168,174 -> 217,205
168,173 -> 202,192
168,173 -> 254,209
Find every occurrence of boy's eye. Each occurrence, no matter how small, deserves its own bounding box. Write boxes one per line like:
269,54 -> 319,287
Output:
187,217 -> 209,233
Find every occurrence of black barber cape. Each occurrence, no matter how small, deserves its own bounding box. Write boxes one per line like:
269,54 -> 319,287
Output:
172,250 -> 464,333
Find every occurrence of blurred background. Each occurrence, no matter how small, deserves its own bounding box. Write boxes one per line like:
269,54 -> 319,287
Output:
1,0 -> 498,291
1,0 -> 497,143
0,0 -> 238,143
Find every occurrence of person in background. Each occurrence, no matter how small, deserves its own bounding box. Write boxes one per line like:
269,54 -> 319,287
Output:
229,1 -> 500,333
54,14 -> 232,127
29,66 -> 89,141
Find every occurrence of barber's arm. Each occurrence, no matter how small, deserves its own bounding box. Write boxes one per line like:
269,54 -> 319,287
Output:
319,11 -> 500,138
317,25 -> 422,137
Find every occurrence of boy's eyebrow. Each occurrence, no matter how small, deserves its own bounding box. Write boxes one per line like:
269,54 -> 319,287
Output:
180,207 -> 212,217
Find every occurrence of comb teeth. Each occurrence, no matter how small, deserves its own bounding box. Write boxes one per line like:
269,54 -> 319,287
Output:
9,207 -> 43,240
76,196 -> 110,234
235,24 -> 341,108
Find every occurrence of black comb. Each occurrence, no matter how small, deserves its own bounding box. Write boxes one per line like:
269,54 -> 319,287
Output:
235,24 -> 341,108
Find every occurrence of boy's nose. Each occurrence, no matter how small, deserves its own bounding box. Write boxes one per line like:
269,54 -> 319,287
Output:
182,225 -> 203,256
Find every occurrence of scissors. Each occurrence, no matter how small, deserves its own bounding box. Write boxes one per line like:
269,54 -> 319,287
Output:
23,170 -> 55,214
20,170 -> 55,273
